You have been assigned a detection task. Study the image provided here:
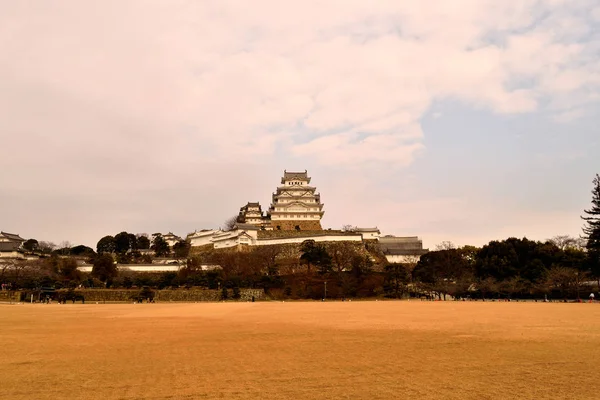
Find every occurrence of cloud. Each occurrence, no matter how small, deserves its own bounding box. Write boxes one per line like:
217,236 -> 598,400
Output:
1,1 -> 598,167
553,108 -> 585,123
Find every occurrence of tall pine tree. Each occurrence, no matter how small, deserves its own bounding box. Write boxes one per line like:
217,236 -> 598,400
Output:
582,174 -> 600,250
582,174 -> 600,281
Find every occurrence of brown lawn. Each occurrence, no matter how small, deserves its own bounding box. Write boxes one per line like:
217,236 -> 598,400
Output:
1,301 -> 600,399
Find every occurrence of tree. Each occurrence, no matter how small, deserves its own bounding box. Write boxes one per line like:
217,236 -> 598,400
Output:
435,241 -> 457,251
97,236 -> 115,254
548,235 -> 586,251
23,239 -> 39,252
91,254 -> 117,283
582,174 -> 600,279
151,234 -> 170,257
173,240 -> 191,258
300,240 -> 332,274
70,245 -> 96,257
38,241 -> 56,254
582,174 -> 600,245
55,257 -> 80,282
223,216 -> 238,231
136,234 -> 150,250
413,249 -> 473,300
328,242 -> 359,273
58,241 -> 72,255
114,231 -> 136,254
383,263 -> 411,298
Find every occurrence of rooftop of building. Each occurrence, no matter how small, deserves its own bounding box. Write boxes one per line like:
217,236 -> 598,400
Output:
353,227 -> 380,232
187,229 -> 220,238
379,236 -> 421,242
1,232 -> 25,242
282,170 -> 311,183
233,223 -> 260,231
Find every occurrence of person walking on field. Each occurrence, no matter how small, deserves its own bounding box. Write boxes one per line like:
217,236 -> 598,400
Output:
589,293 -> 595,303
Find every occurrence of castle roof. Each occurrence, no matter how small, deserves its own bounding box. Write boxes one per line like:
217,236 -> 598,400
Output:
282,170 -> 311,183
354,227 -> 380,232
1,232 -> 25,242
234,223 -> 260,231
240,202 -> 262,211
379,236 -> 428,255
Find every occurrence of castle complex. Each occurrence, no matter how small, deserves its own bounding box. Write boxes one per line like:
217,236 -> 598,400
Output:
1,170 -> 428,267
186,170 -> 429,262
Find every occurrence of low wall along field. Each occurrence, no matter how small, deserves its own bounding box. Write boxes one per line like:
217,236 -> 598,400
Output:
0,290 -> 19,302
18,288 -> 265,303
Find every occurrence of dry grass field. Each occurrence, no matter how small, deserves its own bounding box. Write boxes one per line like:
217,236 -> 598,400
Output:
2,301 -> 600,400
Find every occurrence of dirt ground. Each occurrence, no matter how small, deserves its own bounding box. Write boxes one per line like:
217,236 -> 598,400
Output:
1,301 -> 600,400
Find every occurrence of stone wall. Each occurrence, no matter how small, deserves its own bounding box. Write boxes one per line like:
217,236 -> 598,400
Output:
49,288 -> 265,302
270,220 -> 322,231
0,291 -> 19,302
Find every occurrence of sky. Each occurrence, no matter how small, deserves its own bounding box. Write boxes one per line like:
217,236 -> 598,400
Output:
1,1 -> 599,250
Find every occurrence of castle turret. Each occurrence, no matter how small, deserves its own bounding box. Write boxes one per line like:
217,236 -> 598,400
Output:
237,202 -> 266,226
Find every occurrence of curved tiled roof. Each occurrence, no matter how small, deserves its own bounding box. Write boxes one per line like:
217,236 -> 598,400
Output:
282,170 -> 311,183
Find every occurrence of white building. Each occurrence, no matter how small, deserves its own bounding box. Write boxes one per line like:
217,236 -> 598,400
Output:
268,170 -> 325,230
379,236 -> 429,263
187,229 -> 222,247
155,232 -> 182,247
0,232 -> 26,259
353,227 -> 381,240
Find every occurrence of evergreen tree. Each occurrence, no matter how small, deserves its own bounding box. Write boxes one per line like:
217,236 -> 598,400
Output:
582,174 -> 600,251
97,235 -> 115,254
151,234 -> 171,257
582,174 -> 600,279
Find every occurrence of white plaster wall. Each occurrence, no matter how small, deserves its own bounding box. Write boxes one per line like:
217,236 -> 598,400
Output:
360,232 -> 380,240
213,236 -> 240,249
189,230 -> 219,247
77,265 -> 187,273
385,254 -> 423,263
0,251 -> 24,259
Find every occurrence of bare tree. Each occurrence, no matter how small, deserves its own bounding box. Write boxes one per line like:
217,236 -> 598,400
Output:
38,241 -> 56,254
548,235 -> 586,251
341,224 -> 358,232
328,242 -> 359,272
58,240 -> 72,255
223,215 -> 239,231
435,241 -> 457,251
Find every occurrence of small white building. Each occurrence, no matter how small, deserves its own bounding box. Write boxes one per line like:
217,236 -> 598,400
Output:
353,227 -> 381,240
0,232 -> 26,259
187,229 -> 222,247
155,232 -> 182,247
211,224 -> 259,249
379,236 -> 429,263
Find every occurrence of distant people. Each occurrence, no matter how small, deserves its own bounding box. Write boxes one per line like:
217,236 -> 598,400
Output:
589,293 -> 595,303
